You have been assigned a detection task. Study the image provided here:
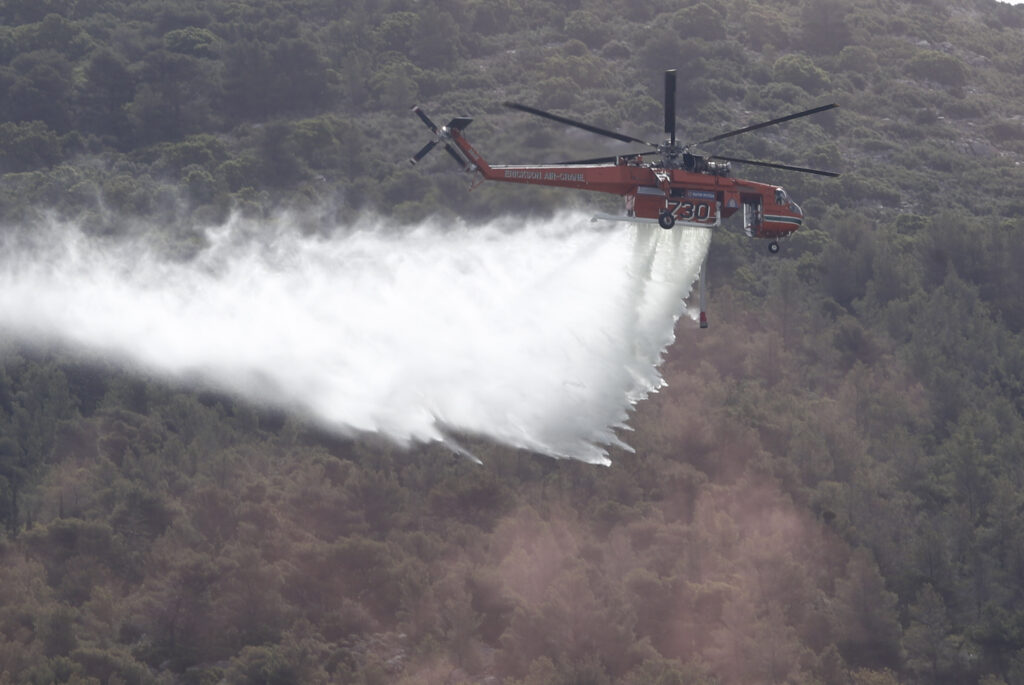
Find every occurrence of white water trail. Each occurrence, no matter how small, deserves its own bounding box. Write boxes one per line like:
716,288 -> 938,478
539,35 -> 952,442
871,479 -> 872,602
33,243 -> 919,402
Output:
0,212 -> 710,464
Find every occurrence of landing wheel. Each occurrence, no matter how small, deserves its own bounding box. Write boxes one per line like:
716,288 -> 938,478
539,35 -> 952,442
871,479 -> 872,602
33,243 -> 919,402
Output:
658,211 -> 675,230
768,240 -> 780,254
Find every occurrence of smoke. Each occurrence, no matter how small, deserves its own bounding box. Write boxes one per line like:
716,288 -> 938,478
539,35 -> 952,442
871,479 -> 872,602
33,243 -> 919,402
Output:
0,211 -> 710,464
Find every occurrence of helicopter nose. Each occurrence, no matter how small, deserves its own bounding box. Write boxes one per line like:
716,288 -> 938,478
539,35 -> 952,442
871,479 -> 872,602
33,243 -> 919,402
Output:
791,202 -> 803,223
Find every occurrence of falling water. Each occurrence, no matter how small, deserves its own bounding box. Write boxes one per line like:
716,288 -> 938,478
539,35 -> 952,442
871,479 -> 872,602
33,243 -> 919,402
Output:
0,212 -> 710,464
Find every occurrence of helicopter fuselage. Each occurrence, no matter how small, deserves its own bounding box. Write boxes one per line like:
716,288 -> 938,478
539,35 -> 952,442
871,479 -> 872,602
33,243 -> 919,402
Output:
410,72 -> 838,327
449,125 -> 802,239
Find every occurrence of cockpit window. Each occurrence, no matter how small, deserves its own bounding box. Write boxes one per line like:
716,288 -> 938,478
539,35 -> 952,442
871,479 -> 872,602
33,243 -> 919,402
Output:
775,188 -> 788,205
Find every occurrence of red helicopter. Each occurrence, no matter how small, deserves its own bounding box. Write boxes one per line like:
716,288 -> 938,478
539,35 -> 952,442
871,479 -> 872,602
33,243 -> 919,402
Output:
410,69 -> 839,328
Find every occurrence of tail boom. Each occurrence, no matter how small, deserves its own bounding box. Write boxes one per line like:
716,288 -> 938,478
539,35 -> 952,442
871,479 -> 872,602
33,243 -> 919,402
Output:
413,106 -> 668,196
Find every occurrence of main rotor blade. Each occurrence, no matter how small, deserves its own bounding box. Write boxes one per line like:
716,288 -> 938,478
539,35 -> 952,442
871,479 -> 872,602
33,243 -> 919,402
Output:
711,155 -> 840,177
556,150 -> 655,165
664,69 -> 677,146
697,103 -> 838,146
505,102 -> 656,146
409,140 -> 438,165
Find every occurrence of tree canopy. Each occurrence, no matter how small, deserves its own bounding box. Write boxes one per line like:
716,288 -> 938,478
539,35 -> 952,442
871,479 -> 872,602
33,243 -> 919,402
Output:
2,0 -> 1024,683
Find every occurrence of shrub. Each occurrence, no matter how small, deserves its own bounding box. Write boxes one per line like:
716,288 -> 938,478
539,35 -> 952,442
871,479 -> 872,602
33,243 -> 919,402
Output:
0,121 -> 61,172
670,3 -> 726,42
773,53 -> 831,93
163,27 -> 220,57
838,45 -> 878,74
565,10 -> 610,50
906,50 -> 967,88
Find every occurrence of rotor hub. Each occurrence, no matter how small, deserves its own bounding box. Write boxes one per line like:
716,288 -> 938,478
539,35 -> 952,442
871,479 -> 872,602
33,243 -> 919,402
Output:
500,70 -> 839,179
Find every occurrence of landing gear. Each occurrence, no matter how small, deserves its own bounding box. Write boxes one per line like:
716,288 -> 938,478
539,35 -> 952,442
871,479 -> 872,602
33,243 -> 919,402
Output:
658,210 -> 675,230
768,240 -> 780,254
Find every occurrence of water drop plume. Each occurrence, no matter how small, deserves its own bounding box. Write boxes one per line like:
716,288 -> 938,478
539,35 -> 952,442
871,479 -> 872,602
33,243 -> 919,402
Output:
0,212 -> 710,464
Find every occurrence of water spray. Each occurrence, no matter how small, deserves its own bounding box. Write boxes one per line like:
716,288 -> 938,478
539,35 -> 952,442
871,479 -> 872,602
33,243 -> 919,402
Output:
0,212 -> 710,464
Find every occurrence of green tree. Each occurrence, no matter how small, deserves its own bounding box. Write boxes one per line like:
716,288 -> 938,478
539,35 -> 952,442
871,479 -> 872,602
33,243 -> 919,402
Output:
2,49 -> 73,131
267,38 -> 330,114
833,548 -> 903,670
800,0 -> 852,54
77,49 -> 136,143
0,120 -> 61,173
370,59 -> 419,110
163,27 -> 220,57
671,3 -> 726,42
773,53 -> 831,93
907,50 -> 968,88
0,436 -> 26,535
904,584 -> 958,682
129,49 -> 216,144
565,10 -> 610,50
222,40 -> 273,122
0,1 -> 76,26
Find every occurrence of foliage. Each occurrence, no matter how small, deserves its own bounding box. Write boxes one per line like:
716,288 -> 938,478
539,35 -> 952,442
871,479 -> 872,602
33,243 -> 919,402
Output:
906,49 -> 968,88
773,53 -> 831,93
2,0 -> 1024,683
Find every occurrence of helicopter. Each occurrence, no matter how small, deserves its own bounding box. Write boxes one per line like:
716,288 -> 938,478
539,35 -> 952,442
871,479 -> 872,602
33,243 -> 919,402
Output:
410,69 -> 839,328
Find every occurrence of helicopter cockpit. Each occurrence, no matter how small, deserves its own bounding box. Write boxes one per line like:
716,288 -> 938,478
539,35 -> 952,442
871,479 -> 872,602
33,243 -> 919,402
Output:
775,186 -> 802,216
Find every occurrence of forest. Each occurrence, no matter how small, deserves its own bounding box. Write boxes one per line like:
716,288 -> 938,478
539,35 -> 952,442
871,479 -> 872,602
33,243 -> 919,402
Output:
2,0 -> 1024,683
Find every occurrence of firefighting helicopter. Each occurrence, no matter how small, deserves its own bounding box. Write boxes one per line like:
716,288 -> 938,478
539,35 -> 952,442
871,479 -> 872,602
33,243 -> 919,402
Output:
409,69 -> 839,328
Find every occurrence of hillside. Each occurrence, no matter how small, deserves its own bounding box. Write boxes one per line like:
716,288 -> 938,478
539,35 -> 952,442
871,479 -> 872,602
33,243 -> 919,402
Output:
2,0 -> 1024,683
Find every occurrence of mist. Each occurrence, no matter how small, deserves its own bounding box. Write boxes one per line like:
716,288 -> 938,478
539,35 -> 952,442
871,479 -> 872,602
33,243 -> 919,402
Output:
0,212 -> 710,464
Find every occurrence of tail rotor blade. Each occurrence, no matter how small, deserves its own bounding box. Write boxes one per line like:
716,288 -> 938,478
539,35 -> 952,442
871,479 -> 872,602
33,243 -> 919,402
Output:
412,105 -> 439,133
410,106 -> 471,171
409,140 -> 438,165
664,69 -> 677,146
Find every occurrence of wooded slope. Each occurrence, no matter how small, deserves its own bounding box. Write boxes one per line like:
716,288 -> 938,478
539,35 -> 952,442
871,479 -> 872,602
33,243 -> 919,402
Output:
2,0 -> 1024,683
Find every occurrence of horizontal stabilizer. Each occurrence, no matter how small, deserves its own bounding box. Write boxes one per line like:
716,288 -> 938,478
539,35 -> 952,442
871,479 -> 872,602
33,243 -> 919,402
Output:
446,117 -> 473,132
